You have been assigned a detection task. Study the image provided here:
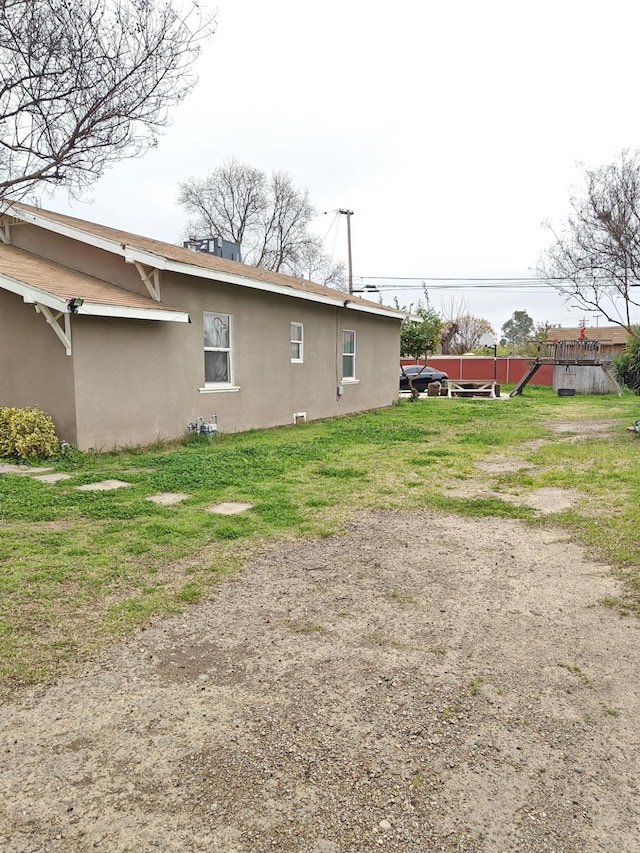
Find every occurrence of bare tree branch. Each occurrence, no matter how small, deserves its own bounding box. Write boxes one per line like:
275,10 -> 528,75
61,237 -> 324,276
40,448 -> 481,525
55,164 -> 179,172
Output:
178,160 -> 346,287
0,0 -> 215,200
438,298 -> 494,353
447,315 -> 495,354
538,151 -> 640,338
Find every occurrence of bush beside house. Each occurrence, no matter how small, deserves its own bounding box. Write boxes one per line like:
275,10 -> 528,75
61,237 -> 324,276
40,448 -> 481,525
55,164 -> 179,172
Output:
0,406 -> 60,460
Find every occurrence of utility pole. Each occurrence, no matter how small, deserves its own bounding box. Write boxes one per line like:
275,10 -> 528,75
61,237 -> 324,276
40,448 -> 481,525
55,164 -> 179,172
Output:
339,208 -> 354,294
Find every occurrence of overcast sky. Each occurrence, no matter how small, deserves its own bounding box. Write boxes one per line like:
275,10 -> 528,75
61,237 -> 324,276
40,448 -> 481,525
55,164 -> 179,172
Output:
50,0 -> 640,336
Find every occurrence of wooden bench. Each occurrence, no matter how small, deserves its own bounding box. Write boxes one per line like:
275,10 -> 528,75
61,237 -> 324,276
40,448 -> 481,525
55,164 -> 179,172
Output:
447,379 -> 497,398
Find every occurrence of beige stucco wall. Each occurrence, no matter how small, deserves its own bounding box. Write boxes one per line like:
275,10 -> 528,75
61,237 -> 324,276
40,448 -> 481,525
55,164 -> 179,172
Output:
2,226 -> 401,449
68,273 -> 401,449
0,289 -> 78,443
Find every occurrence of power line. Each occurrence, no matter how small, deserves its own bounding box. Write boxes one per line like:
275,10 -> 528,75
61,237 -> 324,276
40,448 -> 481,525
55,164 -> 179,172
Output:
351,275 -> 597,293
359,275 -> 560,282
358,274 -> 640,286
372,283 -> 552,289
355,282 -> 560,293
319,210 -> 339,243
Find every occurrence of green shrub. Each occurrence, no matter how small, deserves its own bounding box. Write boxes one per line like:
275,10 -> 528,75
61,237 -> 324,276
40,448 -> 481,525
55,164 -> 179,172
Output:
613,327 -> 640,394
0,406 -> 15,457
0,406 -> 60,460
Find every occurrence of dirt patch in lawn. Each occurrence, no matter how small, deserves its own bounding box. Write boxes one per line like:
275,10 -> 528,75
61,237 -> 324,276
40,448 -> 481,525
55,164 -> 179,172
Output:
545,419 -> 621,440
444,482 -> 581,515
1,510 -> 639,852
474,456 -> 537,474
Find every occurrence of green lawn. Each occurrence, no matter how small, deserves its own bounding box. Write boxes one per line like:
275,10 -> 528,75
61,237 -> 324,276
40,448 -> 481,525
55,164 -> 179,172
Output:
1,387 -> 639,693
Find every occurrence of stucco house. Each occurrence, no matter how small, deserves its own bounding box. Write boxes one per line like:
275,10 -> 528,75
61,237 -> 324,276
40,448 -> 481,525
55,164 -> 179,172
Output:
0,202 -> 404,450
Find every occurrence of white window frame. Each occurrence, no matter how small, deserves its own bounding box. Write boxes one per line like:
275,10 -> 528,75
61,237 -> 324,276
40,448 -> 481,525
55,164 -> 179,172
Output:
203,311 -> 233,387
291,321 -> 304,363
342,329 -> 356,381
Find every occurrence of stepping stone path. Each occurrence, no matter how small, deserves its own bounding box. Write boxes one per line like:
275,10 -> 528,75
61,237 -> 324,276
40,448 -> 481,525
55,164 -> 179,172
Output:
0,464 -> 53,475
76,479 -> 131,491
146,493 -> 190,506
1,465 -> 254,513
33,473 -> 72,483
205,501 -> 254,515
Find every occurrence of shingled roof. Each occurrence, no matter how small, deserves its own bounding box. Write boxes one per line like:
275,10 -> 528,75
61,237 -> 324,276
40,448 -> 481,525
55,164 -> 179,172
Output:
0,242 -> 189,322
3,201 -> 402,320
551,325 -> 628,345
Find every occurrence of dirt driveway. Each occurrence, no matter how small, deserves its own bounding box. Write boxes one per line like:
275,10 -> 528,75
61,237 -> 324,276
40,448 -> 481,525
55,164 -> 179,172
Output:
1,507 -> 639,852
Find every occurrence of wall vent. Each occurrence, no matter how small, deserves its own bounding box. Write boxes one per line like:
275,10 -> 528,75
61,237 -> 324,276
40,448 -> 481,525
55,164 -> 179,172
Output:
293,412 -> 307,424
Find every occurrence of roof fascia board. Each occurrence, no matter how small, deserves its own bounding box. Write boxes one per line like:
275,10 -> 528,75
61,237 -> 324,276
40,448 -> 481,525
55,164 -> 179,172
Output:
10,206 -> 168,271
163,258 -> 403,319
124,247 -> 167,270
76,302 -> 190,322
0,272 -> 68,312
8,204 -> 403,321
8,204 -> 123,256
0,273 -> 188,322
347,302 -> 406,321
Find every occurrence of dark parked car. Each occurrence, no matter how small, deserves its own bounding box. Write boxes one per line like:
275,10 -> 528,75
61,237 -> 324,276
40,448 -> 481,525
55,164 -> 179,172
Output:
399,364 -> 448,393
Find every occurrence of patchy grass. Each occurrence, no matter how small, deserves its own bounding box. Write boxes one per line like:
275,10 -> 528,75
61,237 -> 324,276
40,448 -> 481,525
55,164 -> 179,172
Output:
558,661 -> 594,688
1,388 -> 640,692
468,677 -> 484,696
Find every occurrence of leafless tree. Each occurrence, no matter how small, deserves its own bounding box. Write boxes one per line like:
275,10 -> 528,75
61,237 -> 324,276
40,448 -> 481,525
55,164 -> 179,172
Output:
439,295 -> 465,353
296,237 -> 346,290
255,171 -> 315,272
448,315 -> 495,354
0,0 -> 215,201
178,159 -> 346,286
178,159 -> 266,249
538,150 -> 640,339
440,321 -> 459,355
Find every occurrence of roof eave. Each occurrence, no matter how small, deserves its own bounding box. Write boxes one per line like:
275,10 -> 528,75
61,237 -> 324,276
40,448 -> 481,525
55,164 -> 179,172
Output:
8,203 -> 122,256
0,273 -> 189,322
7,203 -> 403,321
161,256 -> 404,319
76,302 -> 189,322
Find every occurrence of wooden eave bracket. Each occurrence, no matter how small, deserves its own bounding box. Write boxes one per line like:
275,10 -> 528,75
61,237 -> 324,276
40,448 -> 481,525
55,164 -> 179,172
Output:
133,261 -> 161,301
0,215 -> 17,244
34,303 -> 72,356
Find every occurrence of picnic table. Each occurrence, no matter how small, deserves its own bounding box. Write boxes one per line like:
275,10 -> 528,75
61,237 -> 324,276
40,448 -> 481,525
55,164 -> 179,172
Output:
447,378 -> 498,398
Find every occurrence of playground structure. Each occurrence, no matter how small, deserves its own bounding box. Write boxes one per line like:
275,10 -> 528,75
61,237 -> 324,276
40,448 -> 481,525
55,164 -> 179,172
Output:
510,339 -> 622,396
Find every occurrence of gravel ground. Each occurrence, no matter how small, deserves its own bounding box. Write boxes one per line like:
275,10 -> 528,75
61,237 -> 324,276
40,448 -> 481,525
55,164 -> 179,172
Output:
1,509 -> 639,852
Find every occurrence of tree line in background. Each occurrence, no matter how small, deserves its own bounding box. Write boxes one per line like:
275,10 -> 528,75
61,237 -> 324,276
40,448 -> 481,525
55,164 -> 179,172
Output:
398,296 -> 553,360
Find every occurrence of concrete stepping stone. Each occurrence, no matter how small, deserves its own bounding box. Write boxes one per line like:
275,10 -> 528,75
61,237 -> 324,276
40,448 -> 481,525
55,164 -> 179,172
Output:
0,464 -> 54,475
76,479 -> 131,491
146,492 -> 190,506
205,501 -> 254,515
33,473 -> 72,483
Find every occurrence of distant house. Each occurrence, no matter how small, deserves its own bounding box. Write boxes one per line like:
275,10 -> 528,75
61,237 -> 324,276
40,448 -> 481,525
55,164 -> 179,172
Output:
0,202 -> 403,450
549,325 -> 628,358
543,325 -> 627,395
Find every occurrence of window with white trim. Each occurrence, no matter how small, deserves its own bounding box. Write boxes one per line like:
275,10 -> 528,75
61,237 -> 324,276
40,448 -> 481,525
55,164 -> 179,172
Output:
342,329 -> 356,380
203,312 -> 231,384
291,322 -> 304,362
